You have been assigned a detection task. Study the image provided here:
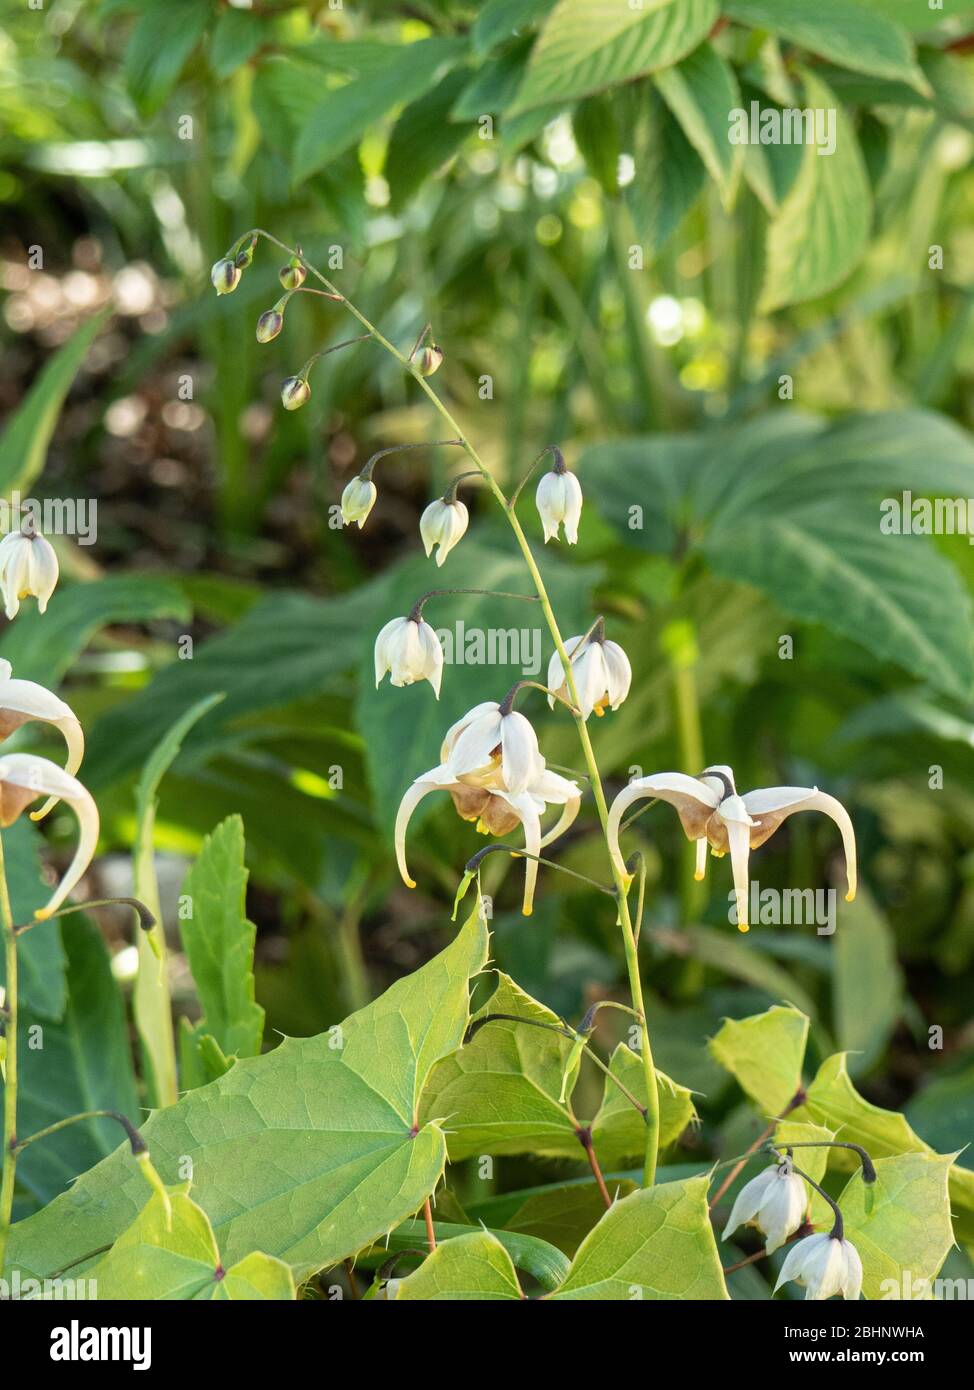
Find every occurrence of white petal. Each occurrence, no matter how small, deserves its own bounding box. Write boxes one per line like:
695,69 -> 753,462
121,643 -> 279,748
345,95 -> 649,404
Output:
561,470 -> 583,545
27,534 -> 58,613
775,1232 -> 829,1293
419,499 -> 444,558
440,702 -> 499,762
722,1166 -> 779,1242
374,617 -> 405,688
417,621 -> 444,698
601,640 -> 632,709
724,813 -> 752,932
606,773 -> 721,881
694,836 -> 708,881
759,1172 -> 808,1254
841,1239 -> 863,1301
448,708 -> 504,777
495,789 -> 542,916
393,773 -> 452,889
0,753 -> 99,918
499,710 -> 539,795
742,786 -> 857,903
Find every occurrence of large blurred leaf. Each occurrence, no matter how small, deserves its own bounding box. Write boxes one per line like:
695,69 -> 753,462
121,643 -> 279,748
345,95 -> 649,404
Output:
724,0 -> 925,87
759,71 -> 871,310
472,0 -> 557,56
0,576 -> 190,687
509,0 -> 718,114
4,915 -> 138,1212
385,68 -> 474,212
4,906 -> 489,1282
654,42 -> 741,205
626,92 -> 708,256
0,313 -> 105,495
832,887 -> 902,1077
123,0 -> 211,115
293,37 -> 466,184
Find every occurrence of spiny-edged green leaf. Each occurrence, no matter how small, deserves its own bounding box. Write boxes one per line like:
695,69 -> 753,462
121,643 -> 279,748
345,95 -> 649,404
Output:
392,1230 -> 523,1300
89,1189 -> 295,1300
4,915 -> 138,1213
472,0 -> 557,56
833,886 -> 902,1077
123,0 -> 212,115
133,694 -> 225,1108
794,1053 -> 974,1234
367,1216 -> 570,1290
709,1005 -> 809,1116
3,906 -> 489,1283
724,0 -> 925,89
509,0 -> 719,114
487,1180 -> 638,1256
421,974 -> 693,1164
180,815 -> 264,1064
548,1176 -> 728,1299
838,1153 -> 955,1300
0,575 -> 190,687
385,68 -> 474,211
292,37 -> 467,183
760,70 -> 871,310
0,312 -> 105,495
654,42 -> 741,205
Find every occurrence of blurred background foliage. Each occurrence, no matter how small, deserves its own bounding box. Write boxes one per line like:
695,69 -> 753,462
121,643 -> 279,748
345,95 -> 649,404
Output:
1,0 -> 974,1288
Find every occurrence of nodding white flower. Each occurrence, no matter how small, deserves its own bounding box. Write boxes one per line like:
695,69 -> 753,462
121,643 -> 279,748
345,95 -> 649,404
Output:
536,453 -> 582,544
341,476 -> 377,529
395,756 -> 579,915
547,628 -> 631,720
0,659 -> 84,819
420,497 -> 468,567
210,258 -> 241,295
606,765 -> 856,931
0,753 -> 99,919
438,700 -> 541,795
775,1232 -> 863,1301
374,616 -> 444,698
0,527 -> 59,619
722,1161 -> 808,1255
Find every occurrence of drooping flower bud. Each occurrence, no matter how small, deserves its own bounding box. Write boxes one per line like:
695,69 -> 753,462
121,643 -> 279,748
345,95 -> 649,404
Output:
341,475 -> 377,529
536,448 -> 582,544
279,257 -> 306,291
722,1161 -> 808,1255
210,258 -> 241,296
775,1232 -> 863,1301
280,376 -> 311,411
374,615 -> 444,697
416,343 -> 444,377
419,497 -> 468,567
234,233 -> 258,270
256,296 -> 289,344
0,526 -> 59,619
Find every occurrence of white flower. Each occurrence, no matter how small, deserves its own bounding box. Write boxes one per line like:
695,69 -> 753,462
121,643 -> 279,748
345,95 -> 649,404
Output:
419,498 -> 468,567
0,659 -> 84,820
606,765 -> 856,931
374,616 -> 444,698
722,1161 -> 808,1254
438,700 -> 541,795
775,1232 -> 863,1301
340,476 -> 377,529
0,753 -> 99,918
0,527 -> 59,619
547,630 -> 631,719
536,459 -> 582,544
395,757 -> 579,915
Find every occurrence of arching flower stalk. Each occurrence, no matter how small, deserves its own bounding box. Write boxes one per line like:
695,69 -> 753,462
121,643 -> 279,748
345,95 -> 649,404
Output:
606,765 -> 857,931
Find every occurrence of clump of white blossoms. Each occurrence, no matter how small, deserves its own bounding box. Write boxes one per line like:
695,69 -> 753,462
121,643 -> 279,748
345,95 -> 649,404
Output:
0,523 -> 59,619
420,495 -> 469,567
536,448 -> 582,544
341,475 -> 378,529
374,614 -> 444,698
775,1232 -> 863,1302
547,621 -> 631,720
722,1159 -> 808,1254
607,764 -> 856,931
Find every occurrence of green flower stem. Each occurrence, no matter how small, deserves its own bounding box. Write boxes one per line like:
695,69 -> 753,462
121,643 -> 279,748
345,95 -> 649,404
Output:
244,231 -> 661,1186
0,832 -> 17,1274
